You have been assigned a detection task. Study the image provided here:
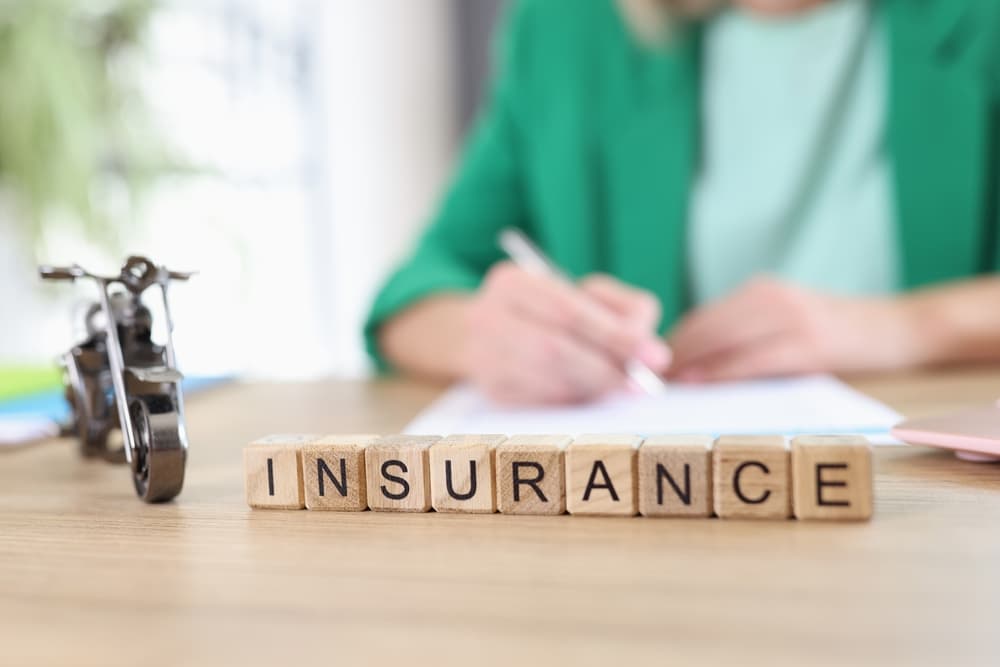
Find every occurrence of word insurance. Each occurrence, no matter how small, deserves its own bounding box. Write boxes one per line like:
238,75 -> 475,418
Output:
244,434 -> 873,520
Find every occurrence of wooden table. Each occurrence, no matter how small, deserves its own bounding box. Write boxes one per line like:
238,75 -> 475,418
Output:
2,370 -> 1000,667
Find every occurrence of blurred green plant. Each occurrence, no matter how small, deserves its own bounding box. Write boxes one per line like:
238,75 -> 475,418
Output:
0,0 -> 167,255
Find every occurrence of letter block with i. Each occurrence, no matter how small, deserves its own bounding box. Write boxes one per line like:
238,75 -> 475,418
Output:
712,435 -> 791,519
496,435 -> 570,515
638,435 -> 713,517
566,434 -> 640,516
244,434 -> 311,509
365,435 -> 439,512
301,434 -> 378,511
429,434 -> 506,513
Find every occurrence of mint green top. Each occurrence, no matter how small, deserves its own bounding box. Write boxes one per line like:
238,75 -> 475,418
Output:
689,0 -> 898,304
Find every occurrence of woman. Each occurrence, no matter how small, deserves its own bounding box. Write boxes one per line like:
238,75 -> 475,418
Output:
365,0 -> 1000,404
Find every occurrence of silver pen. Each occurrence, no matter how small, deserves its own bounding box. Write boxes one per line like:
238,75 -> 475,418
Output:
498,228 -> 667,395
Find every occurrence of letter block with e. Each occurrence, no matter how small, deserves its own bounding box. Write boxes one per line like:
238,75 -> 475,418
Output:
495,435 -> 570,515
791,435 -> 873,520
712,436 -> 791,519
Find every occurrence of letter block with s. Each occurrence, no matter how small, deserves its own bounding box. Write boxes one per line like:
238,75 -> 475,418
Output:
365,435 -> 439,512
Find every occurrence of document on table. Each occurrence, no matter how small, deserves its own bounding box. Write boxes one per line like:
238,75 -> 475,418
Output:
404,374 -> 902,444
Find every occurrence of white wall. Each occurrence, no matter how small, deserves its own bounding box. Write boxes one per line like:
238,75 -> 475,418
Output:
315,0 -> 458,376
0,0 -> 460,380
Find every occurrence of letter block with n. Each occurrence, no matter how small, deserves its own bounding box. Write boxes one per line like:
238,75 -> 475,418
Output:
301,435 -> 378,511
429,435 -> 506,513
638,435 -> 713,517
495,435 -> 570,515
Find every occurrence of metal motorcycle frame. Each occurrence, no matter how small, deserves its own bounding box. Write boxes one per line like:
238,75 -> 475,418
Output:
40,256 -> 193,502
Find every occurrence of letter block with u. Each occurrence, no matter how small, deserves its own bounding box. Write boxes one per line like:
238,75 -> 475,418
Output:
429,434 -> 506,513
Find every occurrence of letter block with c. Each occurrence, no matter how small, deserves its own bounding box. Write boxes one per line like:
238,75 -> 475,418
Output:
712,435 -> 791,519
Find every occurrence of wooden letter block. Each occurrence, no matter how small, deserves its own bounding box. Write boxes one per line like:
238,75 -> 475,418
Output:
496,435 -> 570,515
566,434 -> 640,516
301,434 -> 378,511
637,435 -> 713,517
244,434 -> 311,509
791,435 -> 873,521
429,434 -> 506,513
365,435 -> 439,512
712,435 -> 791,519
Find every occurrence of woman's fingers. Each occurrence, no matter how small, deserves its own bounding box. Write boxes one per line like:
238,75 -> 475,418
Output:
674,334 -> 820,383
581,274 -> 671,370
484,262 -> 669,368
479,313 -> 627,404
669,277 -> 805,372
580,273 -> 662,333
466,269 -> 631,404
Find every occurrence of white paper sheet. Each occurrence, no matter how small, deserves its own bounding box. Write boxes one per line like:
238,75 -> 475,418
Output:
405,374 -> 902,444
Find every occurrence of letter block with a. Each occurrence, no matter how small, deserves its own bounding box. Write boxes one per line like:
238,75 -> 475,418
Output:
244,434 -> 312,509
566,434 -> 640,516
638,435 -> 713,517
301,434 -> 378,511
791,435 -> 873,520
712,435 -> 791,519
365,435 -> 439,512
496,435 -> 570,515
429,434 -> 506,513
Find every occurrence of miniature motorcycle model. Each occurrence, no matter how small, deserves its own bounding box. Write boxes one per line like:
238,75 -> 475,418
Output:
40,256 -> 193,502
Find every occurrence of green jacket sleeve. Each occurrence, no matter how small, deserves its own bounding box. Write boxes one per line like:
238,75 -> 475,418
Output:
364,1 -> 535,371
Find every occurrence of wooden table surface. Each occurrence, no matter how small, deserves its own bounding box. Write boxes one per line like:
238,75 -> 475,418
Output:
3,370 -> 1000,667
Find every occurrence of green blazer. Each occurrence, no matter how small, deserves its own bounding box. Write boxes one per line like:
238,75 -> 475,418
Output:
366,0 -> 1000,370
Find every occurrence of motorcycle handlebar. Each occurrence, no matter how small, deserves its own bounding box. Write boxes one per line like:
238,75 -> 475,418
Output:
39,261 -> 194,285
38,265 -> 86,281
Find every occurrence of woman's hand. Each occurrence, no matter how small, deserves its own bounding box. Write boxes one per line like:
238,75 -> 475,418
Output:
667,277 -> 922,382
459,262 -> 671,404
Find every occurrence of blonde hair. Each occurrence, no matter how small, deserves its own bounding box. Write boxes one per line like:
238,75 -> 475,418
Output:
617,0 -> 721,45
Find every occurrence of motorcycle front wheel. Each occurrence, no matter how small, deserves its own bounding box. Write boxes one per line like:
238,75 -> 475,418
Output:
127,395 -> 187,502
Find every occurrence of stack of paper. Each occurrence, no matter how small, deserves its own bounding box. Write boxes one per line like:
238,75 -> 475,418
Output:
405,374 -> 902,444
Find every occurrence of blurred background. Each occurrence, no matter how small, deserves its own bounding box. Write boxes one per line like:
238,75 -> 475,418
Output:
0,0 -> 505,386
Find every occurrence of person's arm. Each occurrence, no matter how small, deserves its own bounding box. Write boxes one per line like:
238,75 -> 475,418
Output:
369,2 -> 671,404
666,276 -> 1000,382
903,277 -> 1000,365
364,1 -> 535,374
380,265 -> 671,405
